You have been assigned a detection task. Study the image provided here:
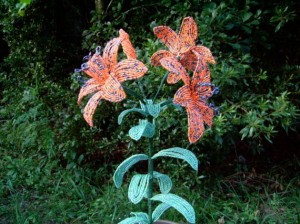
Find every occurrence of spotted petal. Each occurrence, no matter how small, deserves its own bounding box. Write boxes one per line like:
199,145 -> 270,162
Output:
119,29 -> 137,59
101,76 -> 126,102
83,53 -> 108,83
153,26 -> 179,54
187,104 -> 205,143
195,101 -> 214,127
193,45 -> 216,64
180,49 -> 198,72
150,50 -> 173,66
103,37 -> 121,71
78,79 -> 102,105
160,57 -> 190,84
179,17 -> 197,54
83,91 -> 103,127
173,85 -> 192,107
115,59 -> 148,83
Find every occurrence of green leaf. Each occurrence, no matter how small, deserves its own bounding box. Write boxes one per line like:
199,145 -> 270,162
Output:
242,12 -> 253,22
119,212 -> 149,224
140,99 -> 161,118
129,119 -> 155,141
152,147 -> 198,171
151,193 -> 195,224
159,98 -> 174,108
118,108 -> 147,125
128,174 -> 149,204
113,154 -> 148,188
152,203 -> 171,222
153,171 -> 172,194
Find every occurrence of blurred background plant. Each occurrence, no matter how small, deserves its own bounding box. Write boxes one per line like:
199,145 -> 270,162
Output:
0,0 -> 299,223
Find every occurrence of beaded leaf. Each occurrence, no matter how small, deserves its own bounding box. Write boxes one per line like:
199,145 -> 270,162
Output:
140,99 -> 161,118
118,108 -> 147,125
128,174 -> 150,204
113,154 -> 148,188
153,171 -> 172,194
129,119 -> 155,141
119,212 -> 149,224
152,203 -> 171,222
152,147 -> 198,171
151,193 -> 196,224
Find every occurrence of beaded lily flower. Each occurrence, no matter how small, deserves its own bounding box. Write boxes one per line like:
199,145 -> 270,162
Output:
77,31 -> 148,126
173,51 -> 218,143
151,17 -> 215,84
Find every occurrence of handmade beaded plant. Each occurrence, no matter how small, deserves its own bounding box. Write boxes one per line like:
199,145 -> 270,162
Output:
75,17 -> 218,224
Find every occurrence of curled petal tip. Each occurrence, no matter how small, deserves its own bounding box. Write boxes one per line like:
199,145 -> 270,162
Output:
96,46 -> 102,54
212,86 -> 220,95
81,63 -> 89,70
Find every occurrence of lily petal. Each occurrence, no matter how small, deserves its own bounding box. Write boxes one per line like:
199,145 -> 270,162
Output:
187,104 -> 205,143
83,91 -> 103,127
83,53 -> 108,83
180,49 -> 198,72
115,59 -> 148,83
153,26 -> 179,54
178,17 -> 197,54
101,75 -> 126,102
160,57 -> 190,85
195,101 -> 214,127
119,29 -> 137,59
150,50 -> 173,66
193,45 -> 216,64
167,72 -> 181,84
173,85 -> 192,107
78,79 -> 102,105
103,37 -> 122,71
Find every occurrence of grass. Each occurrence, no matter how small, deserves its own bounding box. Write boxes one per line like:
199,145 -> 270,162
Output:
0,147 -> 299,223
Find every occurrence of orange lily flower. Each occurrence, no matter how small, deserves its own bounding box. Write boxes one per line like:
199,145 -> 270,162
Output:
173,51 -> 216,143
151,17 -> 215,84
78,32 -> 148,126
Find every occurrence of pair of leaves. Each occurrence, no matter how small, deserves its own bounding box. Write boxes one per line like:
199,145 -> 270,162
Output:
119,212 -> 149,224
128,171 -> 172,204
151,193 -> 195,223
119,194 -> 195,224
140,99 -> 161,118
118,99 -> 178,141
129,119 -> 155,141
113,147 -> 198,189
118,99 -> 161,125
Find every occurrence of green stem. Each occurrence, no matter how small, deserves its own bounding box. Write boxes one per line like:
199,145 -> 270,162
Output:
137,79 -> 147,99
148,120 -> 155,224
153,71 -> 169,102
122,85 -> 146,104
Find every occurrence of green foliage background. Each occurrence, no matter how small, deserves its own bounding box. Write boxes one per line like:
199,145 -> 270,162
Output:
0,0 -> 299,222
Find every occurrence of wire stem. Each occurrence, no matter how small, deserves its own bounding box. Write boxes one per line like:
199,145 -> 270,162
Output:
153,71 -> 169,102
148,119 -> 155,224
122,85 -> 146,104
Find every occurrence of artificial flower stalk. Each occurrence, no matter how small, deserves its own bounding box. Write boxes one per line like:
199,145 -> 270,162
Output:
148,136 -> 154,224
75,17 -> 218,224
